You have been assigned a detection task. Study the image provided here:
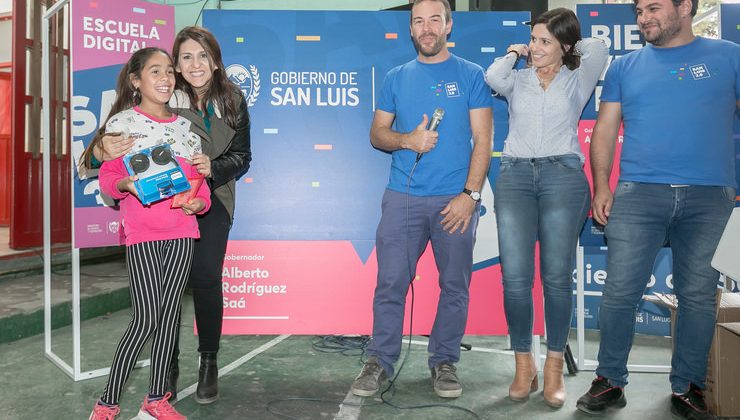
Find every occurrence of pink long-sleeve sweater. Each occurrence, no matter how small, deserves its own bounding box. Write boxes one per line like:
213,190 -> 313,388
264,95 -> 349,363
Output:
99,156 -> 211,246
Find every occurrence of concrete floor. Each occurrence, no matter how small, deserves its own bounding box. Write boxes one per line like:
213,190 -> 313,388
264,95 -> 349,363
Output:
0,288 -> 682,420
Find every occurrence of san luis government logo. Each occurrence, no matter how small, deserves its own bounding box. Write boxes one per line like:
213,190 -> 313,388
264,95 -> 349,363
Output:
226,64 -> 260,107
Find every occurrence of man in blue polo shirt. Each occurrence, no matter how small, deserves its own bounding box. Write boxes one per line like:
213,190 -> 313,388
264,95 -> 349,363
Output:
349,0 -> 493,399
576,0 -> 739,419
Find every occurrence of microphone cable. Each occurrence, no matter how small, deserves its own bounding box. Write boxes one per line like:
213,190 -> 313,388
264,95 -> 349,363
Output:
263,148 -> 480,420
375,153 -> 480,419
311,335 -> 371,357
262,159 -> 424,420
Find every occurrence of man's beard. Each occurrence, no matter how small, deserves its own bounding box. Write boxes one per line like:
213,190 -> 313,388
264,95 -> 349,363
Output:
642,11 -> 682,46
412,33 -> 446,57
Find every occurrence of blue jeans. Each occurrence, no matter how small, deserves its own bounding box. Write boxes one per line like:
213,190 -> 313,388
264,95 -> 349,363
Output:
367,189 -> 480,376
494,155 -> 590,353
596,182 -> 735,392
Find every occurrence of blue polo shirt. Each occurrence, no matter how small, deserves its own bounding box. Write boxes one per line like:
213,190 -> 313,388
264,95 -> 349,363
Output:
378,54 -> 492,196
600,37 -> 740,187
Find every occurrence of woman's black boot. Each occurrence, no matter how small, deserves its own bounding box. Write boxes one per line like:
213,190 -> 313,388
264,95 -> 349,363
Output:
195,352 -> 218,404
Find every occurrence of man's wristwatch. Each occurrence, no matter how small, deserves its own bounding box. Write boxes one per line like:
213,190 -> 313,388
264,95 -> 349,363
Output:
463,188 -> 481,202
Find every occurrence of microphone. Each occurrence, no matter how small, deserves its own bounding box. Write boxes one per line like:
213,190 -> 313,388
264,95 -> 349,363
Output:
416,108 -> 445,162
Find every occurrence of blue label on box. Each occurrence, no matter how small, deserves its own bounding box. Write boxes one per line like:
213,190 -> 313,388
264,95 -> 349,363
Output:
123,143 -> 190,205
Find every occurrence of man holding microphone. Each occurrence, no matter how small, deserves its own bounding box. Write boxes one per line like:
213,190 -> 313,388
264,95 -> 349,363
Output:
350,0 -> 492,399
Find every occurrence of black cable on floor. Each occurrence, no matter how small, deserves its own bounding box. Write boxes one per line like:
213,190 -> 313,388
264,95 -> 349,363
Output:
265,397 -> 383,420
265,155 -> 480,419
377,282 -> 480,420
375,157 -> 479,419
311,335 -> 371,357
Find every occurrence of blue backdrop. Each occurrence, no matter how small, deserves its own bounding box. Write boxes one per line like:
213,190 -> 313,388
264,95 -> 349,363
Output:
204,10 -> 529,253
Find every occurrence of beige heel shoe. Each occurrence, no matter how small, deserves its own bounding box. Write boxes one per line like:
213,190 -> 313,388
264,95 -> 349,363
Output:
509,352 -> 538,402
543,355 -> 566,408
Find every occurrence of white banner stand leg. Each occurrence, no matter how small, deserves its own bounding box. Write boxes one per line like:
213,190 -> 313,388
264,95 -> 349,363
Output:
574,241 -> 670,374
42,0 -> 149,381
575,242 -> 593,371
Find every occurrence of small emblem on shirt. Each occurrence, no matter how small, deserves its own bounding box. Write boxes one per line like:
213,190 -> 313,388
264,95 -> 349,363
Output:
669,67 -> 687,80
445,82 -> 460,97
430,82 -> 443,96
688,64 -> 710,80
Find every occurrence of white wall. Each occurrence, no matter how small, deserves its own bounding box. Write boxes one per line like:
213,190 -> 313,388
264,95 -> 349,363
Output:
0,20 -> 9,64
549,0 -> 604,11
151,1 -> 617,32
0,0 -> 10,65
148,0 -> 412,31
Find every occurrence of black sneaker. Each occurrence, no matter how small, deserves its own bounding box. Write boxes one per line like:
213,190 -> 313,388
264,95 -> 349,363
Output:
576,376 -> 627,415
670,383 -> 714,420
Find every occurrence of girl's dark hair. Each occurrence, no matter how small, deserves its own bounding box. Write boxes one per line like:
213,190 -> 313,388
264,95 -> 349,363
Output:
530,8 -> 583,71
172,26 -> 243,129
80,47 -> 172,169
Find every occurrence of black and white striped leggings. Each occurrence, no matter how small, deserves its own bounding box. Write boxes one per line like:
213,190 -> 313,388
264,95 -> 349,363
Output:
101,238 -> 194,405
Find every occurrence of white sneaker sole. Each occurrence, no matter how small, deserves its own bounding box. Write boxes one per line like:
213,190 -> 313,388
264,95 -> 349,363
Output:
137,409 -> 188,420
350,386 -> 379,397
435,388 -> 463,398
137,409 -> 155,420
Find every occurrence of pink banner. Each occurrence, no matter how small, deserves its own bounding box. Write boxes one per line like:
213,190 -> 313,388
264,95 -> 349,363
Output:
72,0 -> 175,72
74,206 -> 124,247
72,0 -> 174,249
218,241 -> 544,336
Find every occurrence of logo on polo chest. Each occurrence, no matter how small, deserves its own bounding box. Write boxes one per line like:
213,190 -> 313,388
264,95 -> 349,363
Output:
688,64 -> 710,80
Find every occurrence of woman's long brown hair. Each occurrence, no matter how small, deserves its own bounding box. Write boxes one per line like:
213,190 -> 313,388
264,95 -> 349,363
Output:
172,26 -> 243,129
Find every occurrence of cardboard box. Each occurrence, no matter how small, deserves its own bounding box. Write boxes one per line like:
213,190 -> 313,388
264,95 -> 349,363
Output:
123,144 -> 191,205
652,291 -> 740,417
707,323 -> 740,417
706,293 -> 740,417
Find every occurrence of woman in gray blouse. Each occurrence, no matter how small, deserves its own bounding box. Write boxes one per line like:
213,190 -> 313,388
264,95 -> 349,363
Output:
485,8 -> 608,408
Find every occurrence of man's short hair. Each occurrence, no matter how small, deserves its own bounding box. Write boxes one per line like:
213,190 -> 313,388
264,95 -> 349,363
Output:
633,0 -> 699,17
412,0 -> 452,23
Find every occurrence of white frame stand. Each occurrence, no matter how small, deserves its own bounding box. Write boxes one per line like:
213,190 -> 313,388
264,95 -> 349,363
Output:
42,0 -> 148,381
574,241 -> 671,373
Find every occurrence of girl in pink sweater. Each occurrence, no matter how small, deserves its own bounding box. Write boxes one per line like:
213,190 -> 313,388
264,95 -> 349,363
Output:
83,47 -> 210,420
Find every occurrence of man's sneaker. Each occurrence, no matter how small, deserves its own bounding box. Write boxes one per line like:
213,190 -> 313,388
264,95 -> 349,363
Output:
576,376 -> 627,414
89,401 -> 120,420
431,362 -> 462,398
137,392 -> 186,420
350,356 -> 387,397
670,383 -> 714,420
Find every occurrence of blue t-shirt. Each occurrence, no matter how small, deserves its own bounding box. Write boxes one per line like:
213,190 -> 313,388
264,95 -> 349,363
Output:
600,37 -> 740,187
377,54 -> 492,196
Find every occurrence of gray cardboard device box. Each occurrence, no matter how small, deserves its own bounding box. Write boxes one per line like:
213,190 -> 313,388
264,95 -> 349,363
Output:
710,322 -> 740,417
653,291 -> 740,417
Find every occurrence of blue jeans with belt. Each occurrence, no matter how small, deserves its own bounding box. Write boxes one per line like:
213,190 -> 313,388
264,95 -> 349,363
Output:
367,189 -> 480,377
595,182 -> 735,393
494,154 -> 590,353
